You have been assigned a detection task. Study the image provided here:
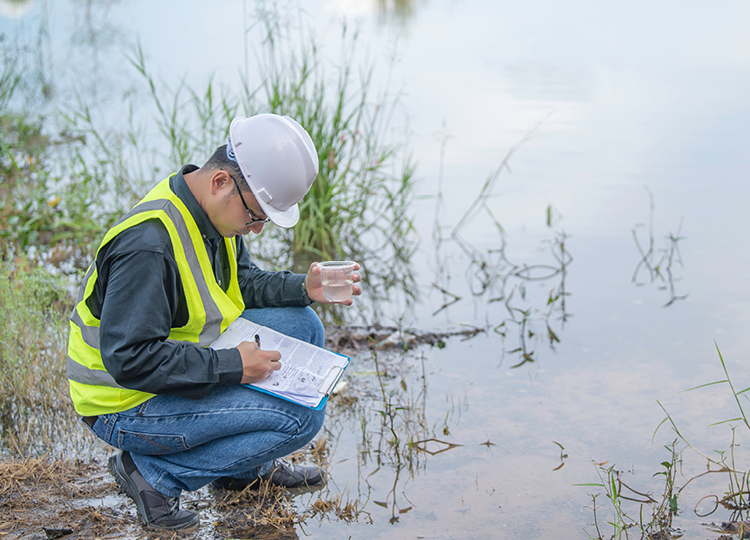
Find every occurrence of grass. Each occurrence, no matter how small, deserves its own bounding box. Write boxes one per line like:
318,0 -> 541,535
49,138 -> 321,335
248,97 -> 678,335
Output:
654,343 -> 750,516
322,337 -> 467,525
0,447 -> 366,538
0,36 -> 136,270
1,1 -> 419,325
579,343 -> 750,539
0,257 -> 80,457
429,123 -> 573,367
578,443 -> 680,540
243,4 -> 419,320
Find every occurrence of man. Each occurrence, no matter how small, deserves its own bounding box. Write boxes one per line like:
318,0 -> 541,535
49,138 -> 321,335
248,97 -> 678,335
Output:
66,114 -> 361,530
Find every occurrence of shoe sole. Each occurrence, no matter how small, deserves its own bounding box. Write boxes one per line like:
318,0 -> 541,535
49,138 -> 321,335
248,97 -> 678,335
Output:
108,453 -> 199,531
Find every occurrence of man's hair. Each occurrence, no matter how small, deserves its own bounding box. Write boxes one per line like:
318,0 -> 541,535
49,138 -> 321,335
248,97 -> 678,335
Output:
203,145 -> 250,193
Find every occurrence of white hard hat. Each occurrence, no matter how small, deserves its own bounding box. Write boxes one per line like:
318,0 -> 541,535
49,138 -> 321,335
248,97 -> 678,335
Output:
228,114 -> 319,228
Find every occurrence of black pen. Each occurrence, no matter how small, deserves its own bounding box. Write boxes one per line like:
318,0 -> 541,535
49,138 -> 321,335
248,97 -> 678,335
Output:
254,334 -> 261,348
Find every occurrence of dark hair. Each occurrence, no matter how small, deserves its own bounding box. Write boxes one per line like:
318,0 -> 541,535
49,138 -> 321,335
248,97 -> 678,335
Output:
203,145 -> 250,193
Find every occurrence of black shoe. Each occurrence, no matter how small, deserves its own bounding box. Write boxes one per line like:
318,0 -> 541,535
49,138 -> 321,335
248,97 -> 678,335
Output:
211,459 -> 324,490
108,451 -> 199,530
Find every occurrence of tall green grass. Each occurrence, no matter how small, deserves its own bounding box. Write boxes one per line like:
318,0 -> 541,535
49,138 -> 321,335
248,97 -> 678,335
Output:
0,258 -> 78,457
250,6 -> 418,320
580,344 -> 750,538
655,343 -> 750,515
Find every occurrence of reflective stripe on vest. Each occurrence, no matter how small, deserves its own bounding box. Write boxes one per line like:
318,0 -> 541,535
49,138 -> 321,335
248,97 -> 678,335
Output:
67,176 -> 244,416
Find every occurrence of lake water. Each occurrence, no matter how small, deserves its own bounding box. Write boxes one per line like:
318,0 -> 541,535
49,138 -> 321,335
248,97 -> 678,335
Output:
2,0 -> 750,538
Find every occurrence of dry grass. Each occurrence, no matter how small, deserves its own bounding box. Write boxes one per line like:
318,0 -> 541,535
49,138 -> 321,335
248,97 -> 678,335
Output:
0,439 -> 367,540
211,481 -> 300,538
309,489 -> 364,523
0,457 -> 125,539
0,458 -> 108,505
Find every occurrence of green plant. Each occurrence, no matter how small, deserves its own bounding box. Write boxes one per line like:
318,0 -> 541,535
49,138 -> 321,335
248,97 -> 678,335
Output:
646,442 -> 680,536
578,444 -> 680,540
0,257 -> 77,457
655,343 -> 750,514
431,124 -> 572,364
631,187 -> 687,307
581,343 -> 750,540
579,464 -> 636,540
245,4 -> 418,321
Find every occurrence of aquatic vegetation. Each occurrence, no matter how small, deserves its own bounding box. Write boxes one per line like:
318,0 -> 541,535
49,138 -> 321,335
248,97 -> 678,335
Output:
0,2 -> 418,328
321,334 -> 467,525
59,3 -> 420,323
581,344 -> 750,539
251,6 -> 419,323
655,344 -> 750,517
0,37 -> 138,269
579,443 -> 681,540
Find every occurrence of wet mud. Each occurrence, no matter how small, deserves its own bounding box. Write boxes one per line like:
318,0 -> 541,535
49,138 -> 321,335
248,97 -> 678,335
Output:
1,454 -> 328,540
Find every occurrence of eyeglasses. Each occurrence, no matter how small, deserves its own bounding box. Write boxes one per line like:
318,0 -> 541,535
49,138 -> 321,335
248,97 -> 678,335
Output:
224,170 -> 270,226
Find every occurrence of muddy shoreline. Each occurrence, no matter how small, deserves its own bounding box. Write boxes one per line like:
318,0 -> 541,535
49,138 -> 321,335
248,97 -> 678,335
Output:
1,326 -> 471,540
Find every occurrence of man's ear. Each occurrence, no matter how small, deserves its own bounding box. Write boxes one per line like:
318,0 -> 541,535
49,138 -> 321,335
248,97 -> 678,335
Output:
209,170 -> 231,196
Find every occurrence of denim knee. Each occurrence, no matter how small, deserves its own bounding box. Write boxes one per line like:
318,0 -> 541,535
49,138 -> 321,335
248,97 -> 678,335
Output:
241,306 -> 325,347
298,406 -> 326,445
298,306 -> 325,347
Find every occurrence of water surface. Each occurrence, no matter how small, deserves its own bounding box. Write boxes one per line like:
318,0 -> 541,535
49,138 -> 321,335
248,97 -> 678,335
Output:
2,1 -> 750,538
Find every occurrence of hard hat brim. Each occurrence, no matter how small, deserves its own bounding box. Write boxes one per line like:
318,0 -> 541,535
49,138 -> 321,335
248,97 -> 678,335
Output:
261,202 -> 300,229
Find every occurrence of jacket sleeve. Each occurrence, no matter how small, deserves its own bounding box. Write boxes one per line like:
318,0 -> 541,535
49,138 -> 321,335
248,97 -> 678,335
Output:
97,225 -> 243,399
235,237 -> 311,308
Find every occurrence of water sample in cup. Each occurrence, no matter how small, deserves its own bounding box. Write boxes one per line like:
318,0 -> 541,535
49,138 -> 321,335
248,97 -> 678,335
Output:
319,261 -> 356,302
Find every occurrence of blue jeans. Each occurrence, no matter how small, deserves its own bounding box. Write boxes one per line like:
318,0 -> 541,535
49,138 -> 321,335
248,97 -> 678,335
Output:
88,306 -> 326,497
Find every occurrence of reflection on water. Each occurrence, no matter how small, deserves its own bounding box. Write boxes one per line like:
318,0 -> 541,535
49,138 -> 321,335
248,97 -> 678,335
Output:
375,0 -> 421,25
632,187 -> 688,308
430,133 -> 572,367
0,0 -> 34,20
323,341 -> 468,530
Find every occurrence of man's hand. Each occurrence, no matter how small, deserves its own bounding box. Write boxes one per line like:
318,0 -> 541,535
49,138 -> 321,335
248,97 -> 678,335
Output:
237,340 -> 281,384
304,262 -> 362,305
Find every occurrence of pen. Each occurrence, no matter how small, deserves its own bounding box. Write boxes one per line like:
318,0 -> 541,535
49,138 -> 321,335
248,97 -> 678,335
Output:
254,334 -> 261,348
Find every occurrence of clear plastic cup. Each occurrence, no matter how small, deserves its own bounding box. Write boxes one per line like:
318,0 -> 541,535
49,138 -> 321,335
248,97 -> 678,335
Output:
319,261 -> 356,302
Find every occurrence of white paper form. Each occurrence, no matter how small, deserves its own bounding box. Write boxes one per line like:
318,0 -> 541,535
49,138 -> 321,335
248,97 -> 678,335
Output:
209,317 -> 348,408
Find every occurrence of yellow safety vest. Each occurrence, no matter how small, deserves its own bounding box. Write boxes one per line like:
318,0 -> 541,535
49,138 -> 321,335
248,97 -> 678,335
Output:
67,176 -> 244,416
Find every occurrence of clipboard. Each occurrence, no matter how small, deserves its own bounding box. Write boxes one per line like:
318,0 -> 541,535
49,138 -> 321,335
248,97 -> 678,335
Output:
210,318 -> 350,410
243,354 -> 349,410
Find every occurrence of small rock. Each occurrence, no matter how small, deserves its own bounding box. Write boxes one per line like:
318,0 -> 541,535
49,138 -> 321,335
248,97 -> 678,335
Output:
42,528 -> 73,540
